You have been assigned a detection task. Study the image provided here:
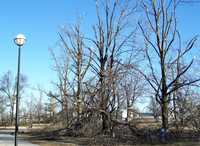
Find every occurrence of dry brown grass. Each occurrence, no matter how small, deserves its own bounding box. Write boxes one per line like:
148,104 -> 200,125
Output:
32,141 -> 77,146
32,141 -> 200,146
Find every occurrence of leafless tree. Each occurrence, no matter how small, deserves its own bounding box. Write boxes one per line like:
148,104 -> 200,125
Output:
49,40 -> 72,125
148,96 -> 161,121
59,23 -> 92,122
0,94 -> 7,126
25,94 -> 35,128
35,92 -> 44,124
0,71 -> 27,125
48,20 -> 93,128
138,0 -> 199,131
88,0 -> 138,133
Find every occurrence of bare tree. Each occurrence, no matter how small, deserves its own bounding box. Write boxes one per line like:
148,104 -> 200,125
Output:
138,0 -> 199,131
59,22 -> 92,122
0,94 -> 7,126
26,94 -> 35,128
48,20 -> 93,127
89,0 -> 137,133
148,96 -> 161,121
35,92 -> 44,124
0,71 -> 27,125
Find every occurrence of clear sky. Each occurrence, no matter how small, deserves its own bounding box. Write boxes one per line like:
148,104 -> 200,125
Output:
0,0 -> 200,104
0,0 -> 96,88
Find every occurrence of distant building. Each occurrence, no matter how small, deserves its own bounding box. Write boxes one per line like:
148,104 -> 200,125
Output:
122,108 -> 138,121
122,109 -> 156,121
139,112 -> 154,119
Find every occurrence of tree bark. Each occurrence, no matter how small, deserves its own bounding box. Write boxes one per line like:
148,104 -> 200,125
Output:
161,100 -> 168,130
10,106 -> 14,125
102,113 -> 110,134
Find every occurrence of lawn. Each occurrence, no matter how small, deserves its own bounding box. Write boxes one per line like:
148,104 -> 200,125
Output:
32,141 -> 200,146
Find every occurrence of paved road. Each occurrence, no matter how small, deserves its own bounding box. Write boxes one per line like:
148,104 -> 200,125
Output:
0,134 -> 39,146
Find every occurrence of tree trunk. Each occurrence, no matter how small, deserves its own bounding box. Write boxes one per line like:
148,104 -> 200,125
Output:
102,113 -> 110,134
64,106 -> 69,126
161,100 -> 168,130
160,53 -> 168,130
10,107 -> 14,125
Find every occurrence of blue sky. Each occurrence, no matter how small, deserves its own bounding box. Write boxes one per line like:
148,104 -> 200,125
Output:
0,0 -> 200,104
0,0 -> 95,88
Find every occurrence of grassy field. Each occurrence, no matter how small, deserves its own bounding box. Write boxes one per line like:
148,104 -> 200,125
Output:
32,141 -> 200,146
17,125 -> 200,146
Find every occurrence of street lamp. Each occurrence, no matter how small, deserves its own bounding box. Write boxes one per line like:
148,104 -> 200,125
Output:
14,34 -> 26,146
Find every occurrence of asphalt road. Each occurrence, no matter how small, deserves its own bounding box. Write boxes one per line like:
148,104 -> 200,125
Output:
0,134 -> 39,146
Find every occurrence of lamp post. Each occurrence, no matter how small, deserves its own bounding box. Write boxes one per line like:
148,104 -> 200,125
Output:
14,34 -> 26,146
